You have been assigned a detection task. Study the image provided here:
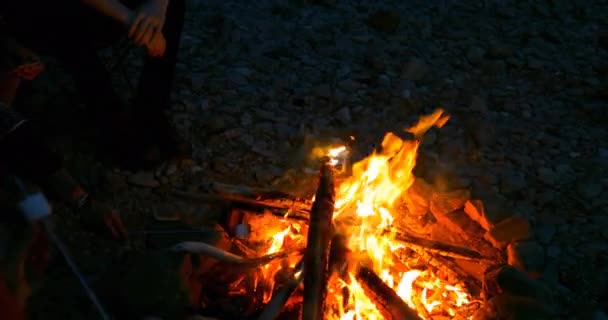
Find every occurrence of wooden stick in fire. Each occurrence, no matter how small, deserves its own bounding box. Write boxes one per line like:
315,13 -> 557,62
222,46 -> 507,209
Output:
301,163 -> 336,320
171,188 -> 491,262
395,232 -> 494,263
170,189 -> 310,220
258,258 -> 305,320
201,181 -> 305,202
355,266 -> 423,320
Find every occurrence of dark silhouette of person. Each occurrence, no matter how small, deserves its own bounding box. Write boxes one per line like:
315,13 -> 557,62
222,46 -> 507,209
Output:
1,0 -> 191,170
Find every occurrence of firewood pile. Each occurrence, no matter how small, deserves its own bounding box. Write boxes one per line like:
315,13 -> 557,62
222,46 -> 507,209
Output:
159,110 -> 555,320
165,171 -> 552,319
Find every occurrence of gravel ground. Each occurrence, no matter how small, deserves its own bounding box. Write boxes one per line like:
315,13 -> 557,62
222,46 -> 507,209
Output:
173,1 -> 608,318
11,0 -> 608,319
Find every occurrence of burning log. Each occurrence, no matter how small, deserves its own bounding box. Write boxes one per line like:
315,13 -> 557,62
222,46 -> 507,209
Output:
329,234 -> 350,276
433,255 -> 482,296
396,245 -> 482,295
355,266 -> 422,320
170,189 -> 310,221
232,238 -> 257,257
302,164 -> 336,320
412,298 -> 432,320
199,181 -> 313,218
257,259 -> 304,320
395,232 -> 494,263
329,233 -> 353,310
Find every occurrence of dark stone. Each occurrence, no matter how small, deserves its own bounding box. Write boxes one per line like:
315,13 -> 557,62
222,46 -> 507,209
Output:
366,10 -> 401,33
500,173 -> 528,196
473,294 -> 556,320
507,241 -> 546,276
535,224 -> 557,244
494,265 -> 553,303
101,251 -> 192,319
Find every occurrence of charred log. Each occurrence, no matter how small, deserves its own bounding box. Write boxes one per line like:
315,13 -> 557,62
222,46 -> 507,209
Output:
200,181 -> 306,202
433,255 -> 483,296
398,244 -> 483,296
329,233 -> 352,310
301,164 -> 336,320
355,266 -> 423,320
395,232 -> 493,263
257,259 -> 304,320
170,189 -> 310,221
329,234 -> 350,275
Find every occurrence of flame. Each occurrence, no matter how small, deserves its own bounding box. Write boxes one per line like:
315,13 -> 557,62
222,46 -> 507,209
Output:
327,146 -> 348,166
327,274 -> 384,320
246,109 -> 474,319
311,145 -> 350,169
257,222 -> 305,303
326,108 -> 474,319
406,108 -> 449,138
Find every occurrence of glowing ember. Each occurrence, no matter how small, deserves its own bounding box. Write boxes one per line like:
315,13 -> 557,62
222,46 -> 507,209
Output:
245,108 -> 474,319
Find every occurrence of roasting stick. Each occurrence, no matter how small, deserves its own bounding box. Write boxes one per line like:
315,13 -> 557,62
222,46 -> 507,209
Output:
12,177 -> 111,320
301,163 -> 336,320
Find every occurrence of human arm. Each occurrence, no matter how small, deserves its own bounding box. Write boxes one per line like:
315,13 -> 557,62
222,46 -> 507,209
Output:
128,0 -> 169,46
79,0 -> 135,27
80,0 -> 168,56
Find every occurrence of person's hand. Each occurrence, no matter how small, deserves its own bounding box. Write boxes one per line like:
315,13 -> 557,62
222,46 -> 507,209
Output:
128,0 -> 168,47
146,32 -> 166,57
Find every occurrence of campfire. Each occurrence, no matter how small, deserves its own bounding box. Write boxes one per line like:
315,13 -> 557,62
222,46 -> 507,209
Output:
172,109 -> 514,320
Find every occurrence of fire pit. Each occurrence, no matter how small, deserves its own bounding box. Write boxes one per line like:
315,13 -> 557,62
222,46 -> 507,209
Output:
171,109 -> 553,320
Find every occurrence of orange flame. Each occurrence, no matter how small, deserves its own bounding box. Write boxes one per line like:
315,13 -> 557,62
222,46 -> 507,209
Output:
251,108 -> 474,319
326,108 -> 474,319
255,221 -> 305,303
